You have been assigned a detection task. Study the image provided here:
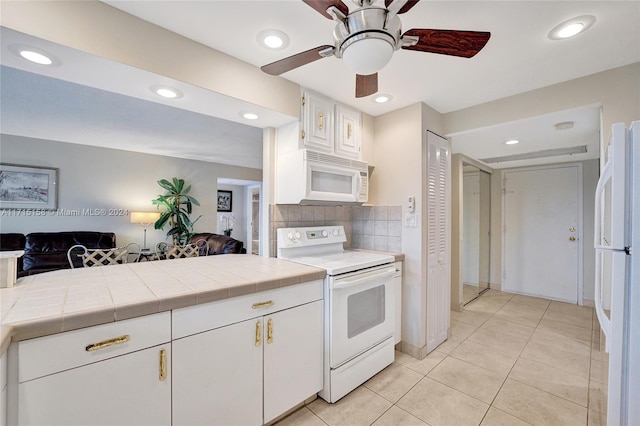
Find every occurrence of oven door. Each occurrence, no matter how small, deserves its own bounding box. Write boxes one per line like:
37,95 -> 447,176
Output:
329,264 -> 395,368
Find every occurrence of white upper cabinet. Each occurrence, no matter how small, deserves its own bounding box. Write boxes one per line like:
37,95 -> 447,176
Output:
335,104 -> 362,159
300,89 -> 362,160
301,91 -> 334,153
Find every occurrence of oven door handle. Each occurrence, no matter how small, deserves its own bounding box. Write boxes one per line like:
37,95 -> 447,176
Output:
332,268 -> 396,290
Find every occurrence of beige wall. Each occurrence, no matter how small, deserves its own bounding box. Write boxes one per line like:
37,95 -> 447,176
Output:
0,134 -> 261,249
443,63 -> 640,161
0,0 -> 301,119
371,102 -> 444,355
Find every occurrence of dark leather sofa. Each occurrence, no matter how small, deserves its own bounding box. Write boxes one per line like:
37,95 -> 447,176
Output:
0,232 -> 116,277
189,233 -> 246,255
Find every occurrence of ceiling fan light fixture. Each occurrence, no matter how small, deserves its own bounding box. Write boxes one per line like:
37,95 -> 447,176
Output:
257,29 -> 290,50
341,36 -> 395,75
548,15 -> 596,40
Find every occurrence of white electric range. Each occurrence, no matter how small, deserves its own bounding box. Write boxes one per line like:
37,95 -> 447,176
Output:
277,226 -> 395,403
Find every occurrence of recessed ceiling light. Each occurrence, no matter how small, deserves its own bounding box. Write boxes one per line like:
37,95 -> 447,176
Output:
505,139 -> 520,145
257,30 -> 290,50
9,44 -> 60,66
241,112 -> 259,120
373,94 -> 392,103
548,15 -> 596,40
150,85 -> 183,99
20,50 -> 53,65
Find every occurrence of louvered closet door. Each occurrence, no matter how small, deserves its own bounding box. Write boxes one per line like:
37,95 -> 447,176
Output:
426,131 -> 451,352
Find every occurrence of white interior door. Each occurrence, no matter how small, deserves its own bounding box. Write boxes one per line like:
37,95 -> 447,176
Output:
503,164 -> 581,303
426,131 -> 450,352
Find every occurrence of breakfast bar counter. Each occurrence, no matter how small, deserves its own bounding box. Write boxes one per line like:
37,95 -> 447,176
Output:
0,254 -> 326,355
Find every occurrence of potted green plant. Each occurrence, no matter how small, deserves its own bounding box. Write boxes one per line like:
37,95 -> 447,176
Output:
152,178 -> 201,245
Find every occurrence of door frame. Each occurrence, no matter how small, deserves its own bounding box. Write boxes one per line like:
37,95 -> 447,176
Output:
501,162 -> 584,304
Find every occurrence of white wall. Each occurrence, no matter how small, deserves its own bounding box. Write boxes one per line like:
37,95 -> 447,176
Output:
0,134 -> 261,248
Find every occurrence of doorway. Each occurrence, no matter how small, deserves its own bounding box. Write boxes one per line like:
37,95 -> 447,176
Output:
502,164 -> 582,303
217,178 -> 262,256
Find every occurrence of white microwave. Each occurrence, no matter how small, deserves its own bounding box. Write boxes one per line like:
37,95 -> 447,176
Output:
276,149 -> 369,205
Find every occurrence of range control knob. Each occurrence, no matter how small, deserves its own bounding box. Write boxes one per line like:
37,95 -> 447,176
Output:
294,232 -> 301,240
322,230 -> 328,237
287,232 -> 294,241
332,228 -> 340,236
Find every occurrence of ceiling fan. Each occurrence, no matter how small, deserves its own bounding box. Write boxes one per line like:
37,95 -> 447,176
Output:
261,0 -> 491,98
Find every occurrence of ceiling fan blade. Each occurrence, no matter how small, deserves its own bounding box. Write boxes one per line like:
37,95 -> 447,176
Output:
355,73 -> 378,98
402,29 -> 491,58
261,45 -> 334,76
385,0 -> 420,14
302,0 -> 349,19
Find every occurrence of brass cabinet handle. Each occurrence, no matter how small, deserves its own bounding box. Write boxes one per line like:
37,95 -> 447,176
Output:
267,318 -> 273,344
159,349 -> 167,381
85,335 -> 130,352
255,321 -> 262,347
252,300 -> 274,309
347,123 -> 352,139
319,112 -> 324,131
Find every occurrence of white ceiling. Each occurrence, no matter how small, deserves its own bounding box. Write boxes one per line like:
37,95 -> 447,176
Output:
1,1 -> 639,169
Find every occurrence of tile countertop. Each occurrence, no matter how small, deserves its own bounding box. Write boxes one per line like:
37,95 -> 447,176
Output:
352,249 -> 405,262
0,254 -> 326,356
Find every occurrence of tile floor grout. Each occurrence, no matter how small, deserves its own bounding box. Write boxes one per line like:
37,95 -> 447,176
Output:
277,290 -> 606,426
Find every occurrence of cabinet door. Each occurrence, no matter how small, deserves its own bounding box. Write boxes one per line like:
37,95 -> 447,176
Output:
302,92 -> 334,152
335,104 -> 362,159
18,345 -> 171,426
263,300 -> 323,423
172,319 -> 263,426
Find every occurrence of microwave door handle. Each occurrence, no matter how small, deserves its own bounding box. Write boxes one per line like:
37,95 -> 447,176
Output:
594,156 -> 613,250
594,248 -> 612,352
332,268 -> 396,290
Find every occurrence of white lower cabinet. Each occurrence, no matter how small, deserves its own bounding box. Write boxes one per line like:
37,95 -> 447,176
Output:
1,350 -> 6,426
9,281 -> 324,426
16,312 -> 172,426
18,345 -> 171,426
394,261 -> 403,345
172,318 -> 263,426
263,300 -> 323,423
172,280 -> 324,426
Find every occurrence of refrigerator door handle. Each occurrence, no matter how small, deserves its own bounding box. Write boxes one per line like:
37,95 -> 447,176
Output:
594,248 -> 611,353
594,153 -> 613,250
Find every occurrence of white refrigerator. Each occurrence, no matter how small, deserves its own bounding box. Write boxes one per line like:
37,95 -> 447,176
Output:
594,121 -> 639,426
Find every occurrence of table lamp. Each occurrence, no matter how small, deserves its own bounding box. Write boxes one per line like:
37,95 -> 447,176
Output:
131,211 -> 161,251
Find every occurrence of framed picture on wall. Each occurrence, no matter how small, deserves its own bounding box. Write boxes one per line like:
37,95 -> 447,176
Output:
217,190 -> 232,212
0,163 -> 58,210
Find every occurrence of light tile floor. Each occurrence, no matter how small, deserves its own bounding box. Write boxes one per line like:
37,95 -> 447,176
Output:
276,290 -> 609,426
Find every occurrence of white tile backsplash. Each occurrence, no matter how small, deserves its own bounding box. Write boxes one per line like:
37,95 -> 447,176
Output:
270,204 -> 403,256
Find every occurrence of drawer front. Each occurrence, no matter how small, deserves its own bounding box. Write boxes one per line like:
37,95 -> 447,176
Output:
19,312 -> 171,383
173,279 -> 323,340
